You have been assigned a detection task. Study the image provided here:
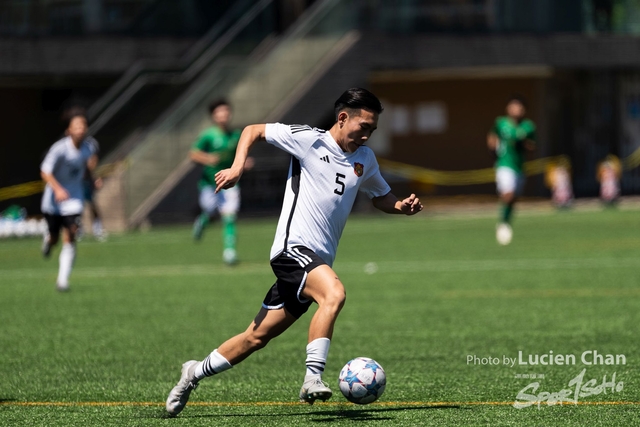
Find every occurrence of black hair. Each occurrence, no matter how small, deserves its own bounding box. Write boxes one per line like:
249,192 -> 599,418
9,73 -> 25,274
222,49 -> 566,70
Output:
62,106 -> 88,126
208,99 -> 230,114
507,94 -> 527,108
334,88 -> 383,120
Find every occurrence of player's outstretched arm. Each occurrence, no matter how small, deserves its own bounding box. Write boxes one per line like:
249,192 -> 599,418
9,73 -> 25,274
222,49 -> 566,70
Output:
372,192 -> 423,215
190,149 -> 220,166
214,124 -> 265,193
87,153 -> 99,172
487,132 -> 498,151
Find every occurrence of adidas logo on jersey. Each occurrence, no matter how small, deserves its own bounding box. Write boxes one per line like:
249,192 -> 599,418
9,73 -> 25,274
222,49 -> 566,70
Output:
320,155 -> 330,163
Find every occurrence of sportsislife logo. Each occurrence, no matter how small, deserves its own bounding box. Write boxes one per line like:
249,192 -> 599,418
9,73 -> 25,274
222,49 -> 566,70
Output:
513,368 -> 624,409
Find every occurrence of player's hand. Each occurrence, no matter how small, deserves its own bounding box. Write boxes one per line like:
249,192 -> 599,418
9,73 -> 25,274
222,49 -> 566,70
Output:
399,193 -> 422,215
214,167 -> 243,193
487,134 -> 498,151
54,187 -> 70,203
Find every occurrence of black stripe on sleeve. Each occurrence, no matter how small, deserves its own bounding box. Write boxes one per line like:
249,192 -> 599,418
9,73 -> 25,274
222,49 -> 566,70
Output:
290,124 -> 312,134
283,156 -> 301,252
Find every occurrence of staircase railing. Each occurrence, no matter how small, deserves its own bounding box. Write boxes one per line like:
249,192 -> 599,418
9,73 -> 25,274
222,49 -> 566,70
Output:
108,0 -> 361,226
88,0 -> 275,156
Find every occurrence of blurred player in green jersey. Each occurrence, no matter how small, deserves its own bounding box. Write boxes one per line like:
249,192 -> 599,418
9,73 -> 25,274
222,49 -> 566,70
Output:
487,95 -> 536,245
190,99 -> 252,264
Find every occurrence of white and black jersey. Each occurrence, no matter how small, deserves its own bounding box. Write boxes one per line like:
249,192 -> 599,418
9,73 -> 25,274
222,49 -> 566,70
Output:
41,136 -> 97,216
265,123 -> 391,266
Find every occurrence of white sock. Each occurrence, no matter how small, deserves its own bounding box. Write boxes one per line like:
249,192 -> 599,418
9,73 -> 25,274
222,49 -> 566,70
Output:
194,349 -> 232,381
93,220 -> 104,236
57,243 -> 76,288
305,337 -> 331,378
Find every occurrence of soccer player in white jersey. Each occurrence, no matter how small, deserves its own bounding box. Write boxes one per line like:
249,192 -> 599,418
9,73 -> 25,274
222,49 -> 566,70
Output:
40,113 -> 97,291
166,88 -> 423,416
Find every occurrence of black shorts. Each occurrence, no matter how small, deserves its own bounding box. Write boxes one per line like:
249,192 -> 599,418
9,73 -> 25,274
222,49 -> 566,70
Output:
263,246 -> 327,319
44,214 -> 81,237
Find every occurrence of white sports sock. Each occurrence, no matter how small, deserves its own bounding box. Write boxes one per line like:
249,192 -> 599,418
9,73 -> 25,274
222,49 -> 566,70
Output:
57,243 -> 76,288
194,349 -> 232,380
305,338 -> 331,377
92,220 -> 104,236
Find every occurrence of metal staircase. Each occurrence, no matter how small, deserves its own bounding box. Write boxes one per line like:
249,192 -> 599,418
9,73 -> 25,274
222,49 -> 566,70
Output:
96,0 -> 361,230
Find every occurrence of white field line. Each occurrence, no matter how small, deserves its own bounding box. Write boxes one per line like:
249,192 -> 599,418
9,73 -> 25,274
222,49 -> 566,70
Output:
0,257 -> 638,281
339,257 -> 640,273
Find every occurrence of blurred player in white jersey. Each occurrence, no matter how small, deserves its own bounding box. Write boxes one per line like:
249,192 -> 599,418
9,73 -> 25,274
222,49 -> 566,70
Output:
40,113 -> 97,291
166,88 -> 423,416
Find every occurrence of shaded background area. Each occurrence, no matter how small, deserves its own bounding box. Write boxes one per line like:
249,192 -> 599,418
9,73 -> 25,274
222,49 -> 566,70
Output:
1,0 -> 640,226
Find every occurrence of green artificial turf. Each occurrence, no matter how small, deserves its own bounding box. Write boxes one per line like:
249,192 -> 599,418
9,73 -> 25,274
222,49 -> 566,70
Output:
1,208 -> 639,426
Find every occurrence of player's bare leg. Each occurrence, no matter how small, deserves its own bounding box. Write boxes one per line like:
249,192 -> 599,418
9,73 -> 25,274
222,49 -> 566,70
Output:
303,265 -> 346,341
90,203 -> 107,241
297,265 -> 346,404
166,308 -> 296,416
42,229 -> 58,258
217,307 -> 297,364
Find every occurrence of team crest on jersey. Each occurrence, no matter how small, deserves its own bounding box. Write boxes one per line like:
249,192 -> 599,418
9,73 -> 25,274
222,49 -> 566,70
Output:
354,162 -> 364,177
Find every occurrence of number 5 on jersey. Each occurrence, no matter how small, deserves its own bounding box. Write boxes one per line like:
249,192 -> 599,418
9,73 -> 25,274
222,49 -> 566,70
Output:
334,173 -> 346,196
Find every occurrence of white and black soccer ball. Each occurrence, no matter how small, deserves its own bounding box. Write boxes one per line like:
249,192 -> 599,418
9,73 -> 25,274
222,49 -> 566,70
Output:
338,357 -> 386,404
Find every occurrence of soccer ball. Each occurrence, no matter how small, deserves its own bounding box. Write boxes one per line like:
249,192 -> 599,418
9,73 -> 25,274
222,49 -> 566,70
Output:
338,357 -> 386,404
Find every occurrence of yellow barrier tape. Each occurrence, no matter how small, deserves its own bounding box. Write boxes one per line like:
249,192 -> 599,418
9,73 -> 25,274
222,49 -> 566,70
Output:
0,181 -> 45,202
94,159 -> 128,178
1,147 -> 640,202
378,147 -> 640,187
0,160 -> 127,203
378,159 -> 494,186
623,148 -> 640,170
378,155 -> 570,186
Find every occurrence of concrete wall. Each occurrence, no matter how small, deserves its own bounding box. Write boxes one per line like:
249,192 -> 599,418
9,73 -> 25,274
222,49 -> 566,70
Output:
279,32 -> 640,198
0,37 -> 195,76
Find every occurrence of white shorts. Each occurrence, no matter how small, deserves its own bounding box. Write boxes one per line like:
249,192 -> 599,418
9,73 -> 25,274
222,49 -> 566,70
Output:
496,167 -> 525,196
199,185 -> 240,216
